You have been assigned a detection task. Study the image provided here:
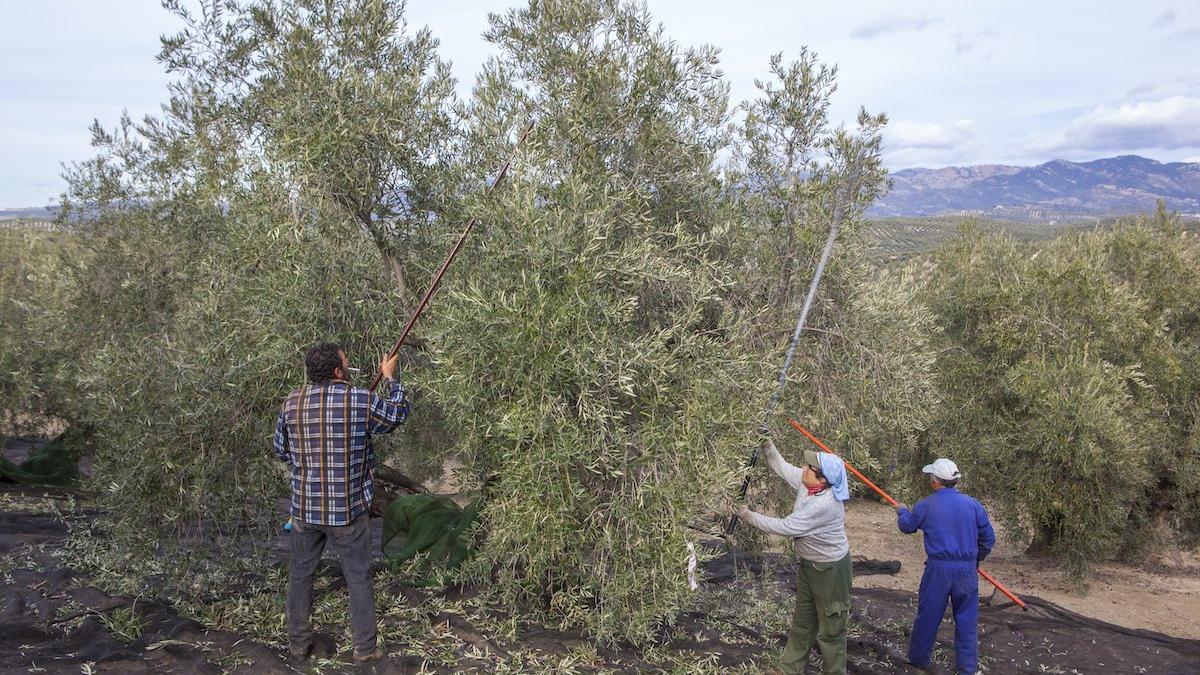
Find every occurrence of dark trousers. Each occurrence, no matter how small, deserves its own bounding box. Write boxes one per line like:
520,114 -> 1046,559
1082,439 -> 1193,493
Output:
287,513 -> 377,655
780,553 -> 852,674
908,560 -> 979,674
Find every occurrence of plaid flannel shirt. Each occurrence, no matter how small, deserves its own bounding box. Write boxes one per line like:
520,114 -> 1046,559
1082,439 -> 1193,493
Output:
273,378 -> 410,525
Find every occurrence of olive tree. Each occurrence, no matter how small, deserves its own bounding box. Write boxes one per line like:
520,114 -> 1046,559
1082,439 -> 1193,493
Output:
53,0 -> 461,542
725,51 -> 939,505
924,210 -> 1200,576
423,0 -> 770,642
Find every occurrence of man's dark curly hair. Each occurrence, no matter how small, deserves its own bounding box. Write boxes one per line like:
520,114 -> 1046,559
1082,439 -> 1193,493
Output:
305,341 -> 343,383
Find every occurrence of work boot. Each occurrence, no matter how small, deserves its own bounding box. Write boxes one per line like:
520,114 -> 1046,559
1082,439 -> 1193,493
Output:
289,633 -> 337,663
288,642 -> 313,663
353,647 -> 384,664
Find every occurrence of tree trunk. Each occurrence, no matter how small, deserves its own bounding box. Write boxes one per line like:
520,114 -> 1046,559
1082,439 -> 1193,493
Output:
351,201 -> 416,310
382,249 -> 416,310
374,464 -> 429,495
1025,514 -> 1064,555
370,465 -> 430,516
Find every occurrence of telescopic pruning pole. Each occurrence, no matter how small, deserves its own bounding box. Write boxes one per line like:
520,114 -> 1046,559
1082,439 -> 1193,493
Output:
725,187 -> 849,537
786,418 -> 1027,611
367,120 -> 536,391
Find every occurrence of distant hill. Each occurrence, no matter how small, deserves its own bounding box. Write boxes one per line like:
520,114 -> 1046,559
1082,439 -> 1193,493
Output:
864,213 -> 1200,266
871,155 -> 1200,221
8,156 -> 1200,225
0,206 -> 58,221
864,216 -> 1093,265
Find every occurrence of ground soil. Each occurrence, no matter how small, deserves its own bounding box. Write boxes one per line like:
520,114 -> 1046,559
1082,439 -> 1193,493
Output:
4,451 -> 1200,673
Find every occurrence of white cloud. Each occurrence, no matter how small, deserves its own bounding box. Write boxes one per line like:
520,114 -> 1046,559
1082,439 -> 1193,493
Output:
1045,96 -> 1200,152
887,119 -> 978,151
953,32 -> 978,56
1126,76 -> 1200,99
953,28 -> 996,57
1165,26 -> 1200,42
1152,8 -> 1177,30
851,14 -> 940,40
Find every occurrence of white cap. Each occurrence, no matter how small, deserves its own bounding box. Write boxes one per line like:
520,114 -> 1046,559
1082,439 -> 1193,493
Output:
922,458 -> 961,481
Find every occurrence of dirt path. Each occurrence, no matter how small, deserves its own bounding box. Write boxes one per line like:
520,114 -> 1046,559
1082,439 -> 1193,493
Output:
844,498 -> 1200,640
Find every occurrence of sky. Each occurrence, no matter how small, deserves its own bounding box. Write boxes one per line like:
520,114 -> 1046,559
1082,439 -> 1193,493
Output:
2,1 -> 1198,208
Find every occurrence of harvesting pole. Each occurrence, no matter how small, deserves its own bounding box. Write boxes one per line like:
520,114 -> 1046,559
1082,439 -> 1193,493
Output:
786,418 -> 1028,611
725,180 -> 852,537
367,120 -> 536,391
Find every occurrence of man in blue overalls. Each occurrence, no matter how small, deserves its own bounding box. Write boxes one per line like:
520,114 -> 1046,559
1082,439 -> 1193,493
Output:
895,459 -> 995,675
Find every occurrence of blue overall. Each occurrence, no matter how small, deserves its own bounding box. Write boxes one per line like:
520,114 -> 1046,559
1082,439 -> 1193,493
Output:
897,488 -> 995,674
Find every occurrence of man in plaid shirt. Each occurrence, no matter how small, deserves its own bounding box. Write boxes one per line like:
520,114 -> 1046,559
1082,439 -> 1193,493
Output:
274,342 -> 410,663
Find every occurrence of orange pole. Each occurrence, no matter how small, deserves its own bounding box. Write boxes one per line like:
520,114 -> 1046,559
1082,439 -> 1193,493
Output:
788,420 -> 898,507
976,568 -> 1025,610
786,418 -> 1027,611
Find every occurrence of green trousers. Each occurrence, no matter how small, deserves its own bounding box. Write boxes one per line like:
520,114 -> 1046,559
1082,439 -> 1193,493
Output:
779,553 -> 851,675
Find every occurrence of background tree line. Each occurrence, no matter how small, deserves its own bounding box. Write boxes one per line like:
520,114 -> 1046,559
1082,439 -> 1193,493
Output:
1,0 -> 1197,643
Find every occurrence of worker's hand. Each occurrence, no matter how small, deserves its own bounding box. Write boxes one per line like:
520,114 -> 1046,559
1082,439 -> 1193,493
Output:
894,503 -> 907,513
760,437 -> 776,455
380,352 -> 400,380
731,503 -> 753,520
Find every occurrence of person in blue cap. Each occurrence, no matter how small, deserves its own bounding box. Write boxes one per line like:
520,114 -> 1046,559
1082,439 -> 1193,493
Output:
895,458 -> 996,675
733,438 -> 852,674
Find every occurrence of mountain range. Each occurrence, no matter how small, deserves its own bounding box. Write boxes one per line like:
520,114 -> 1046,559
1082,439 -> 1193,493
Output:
5,156 -> 1200,223
869,155 -> 1200,221
0,206 -> 57,221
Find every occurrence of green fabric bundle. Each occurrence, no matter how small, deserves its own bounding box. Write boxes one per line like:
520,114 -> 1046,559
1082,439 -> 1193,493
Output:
0,436 -> 80,486
380,494 -> 480,573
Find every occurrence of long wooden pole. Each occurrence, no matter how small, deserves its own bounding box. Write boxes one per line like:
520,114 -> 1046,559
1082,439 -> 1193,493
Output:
787,418 -> 1027,611
368,120 -> 536,390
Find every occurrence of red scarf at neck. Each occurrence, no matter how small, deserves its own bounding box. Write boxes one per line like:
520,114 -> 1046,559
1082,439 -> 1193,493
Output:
806,484 -> 826,497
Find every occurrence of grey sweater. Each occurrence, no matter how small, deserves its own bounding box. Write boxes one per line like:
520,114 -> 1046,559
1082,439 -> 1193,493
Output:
741,441 -> 850,563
